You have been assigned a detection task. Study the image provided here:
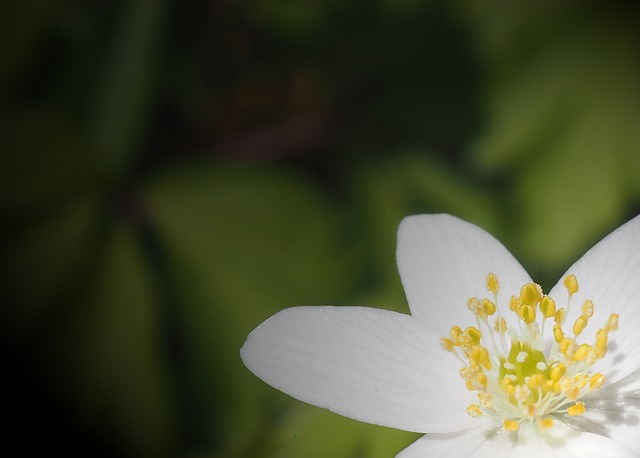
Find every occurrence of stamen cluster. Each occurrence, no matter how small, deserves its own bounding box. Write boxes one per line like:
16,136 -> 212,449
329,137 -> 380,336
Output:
440,273 -> 619,432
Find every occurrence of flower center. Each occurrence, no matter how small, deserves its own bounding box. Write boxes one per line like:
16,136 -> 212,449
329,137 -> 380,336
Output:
440,273 -> 619,432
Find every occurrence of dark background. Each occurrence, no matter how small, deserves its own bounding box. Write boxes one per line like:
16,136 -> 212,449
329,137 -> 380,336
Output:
2,0 -> 640,456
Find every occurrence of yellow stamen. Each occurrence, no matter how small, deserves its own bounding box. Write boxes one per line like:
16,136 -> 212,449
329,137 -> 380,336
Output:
520,283 -> 542,305
539,296 -> 556,318
538,418 -> 554,429
567,401 -> 586,416
440,337 -> 454,352
487,273 -> 500,294
519,304 -> 536,324
504,419 -> 520,431
481,299 -> 496,316
573,315 -> 588,336
441,273 -> 618,434
581,300 -> 594,318
564,274 -> 579,295
589,373 -> 605,390
467,404 -> 483,417
553,324 -> 564,343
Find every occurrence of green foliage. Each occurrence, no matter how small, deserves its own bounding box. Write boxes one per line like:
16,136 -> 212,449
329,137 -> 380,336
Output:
2,0 -> 640,457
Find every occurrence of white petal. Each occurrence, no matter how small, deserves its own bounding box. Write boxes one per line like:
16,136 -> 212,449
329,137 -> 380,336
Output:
548,215 -> 640,383
397,421 -> 636,458
241,306 -> 478,433
397,214 -> 532,331
567,366 -> 640,455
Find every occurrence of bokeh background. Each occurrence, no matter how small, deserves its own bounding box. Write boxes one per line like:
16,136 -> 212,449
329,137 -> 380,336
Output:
2,0 -> 640,457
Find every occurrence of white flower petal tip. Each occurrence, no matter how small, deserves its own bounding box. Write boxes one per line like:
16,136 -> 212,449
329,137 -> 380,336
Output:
397,214 -> 532,330
241,214 -> 640,456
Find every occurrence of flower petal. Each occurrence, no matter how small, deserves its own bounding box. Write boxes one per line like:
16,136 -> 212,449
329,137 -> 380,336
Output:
241,306 -> 477,433
548,215 -> 640,383
397,421 -> 636,458
567,366 -> 640,455
397,214 -> 532,331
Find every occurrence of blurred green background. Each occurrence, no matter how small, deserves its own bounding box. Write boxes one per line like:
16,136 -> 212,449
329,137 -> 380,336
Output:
2,0 -> 640,457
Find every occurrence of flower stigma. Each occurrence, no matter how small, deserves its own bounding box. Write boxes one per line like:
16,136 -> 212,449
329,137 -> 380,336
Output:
440,273 -> 619,433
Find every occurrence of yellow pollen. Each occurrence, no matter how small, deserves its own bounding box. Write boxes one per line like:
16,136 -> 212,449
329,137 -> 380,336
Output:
538,418 -> 554,429
564,274 -> 579,296
481,299 -> 496,316
596,329 -> 608,356
467,297 -> 480,314
589,373 -> 605,390
567,401 -> 586,416
470,346 -> 492,370
519,304 -> 536,324
487,273 -> 500,294
442,273 -> 618,434
540,296 -> 556,318
553,324 -> 564,343
449,326 -> 462,345
509,295 -> 521,312
520,283 -> 542,305
504,419 -> 520,431
573,344 -> 591,362
440,337 -> 454,352
527,373 -> 546,389
573,315 -> 588,336
478,392 -> 493,406
581,300 -> 594,318
467,404 -> 483,417
559,337 -> 576,358
550,363 -> 566,382
462,327 -> 481,349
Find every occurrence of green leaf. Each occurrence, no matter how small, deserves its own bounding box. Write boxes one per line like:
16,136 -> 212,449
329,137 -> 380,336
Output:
262,405 -> 417,458
0,0 -> 59,92
353,152 -> 500,300
87,0 -> 165,172
43,222 -> 177,458
465,4 -> 640,270
0,194 -> 102,338
0,109 -> 103,215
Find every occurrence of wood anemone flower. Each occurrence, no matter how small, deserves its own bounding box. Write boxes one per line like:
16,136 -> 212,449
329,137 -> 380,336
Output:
241,214 -> 640,457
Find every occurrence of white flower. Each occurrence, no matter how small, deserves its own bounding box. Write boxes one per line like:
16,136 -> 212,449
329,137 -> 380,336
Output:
241,214 -> 640,457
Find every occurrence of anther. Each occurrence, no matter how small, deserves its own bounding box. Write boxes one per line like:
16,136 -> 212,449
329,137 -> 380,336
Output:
449,326 -> 462,345
567,401 -> 586,416
481,299 -> 496,316
520,283 -> 542,306
553,324 -> 564,343
504,419 -> 520,431
467,404 -> 483,417
440,338 -> 454,352
539,296 -> 556,318
487,273 -> 500,294
519,304 -> 536,324
573,315 -> 588,336
550,363 -> 566,382
581,300 -> 594,318
564,275 -> 579,296
538,418 -> 554,429
589,373 -> 605,390
596,328 -> 608,357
